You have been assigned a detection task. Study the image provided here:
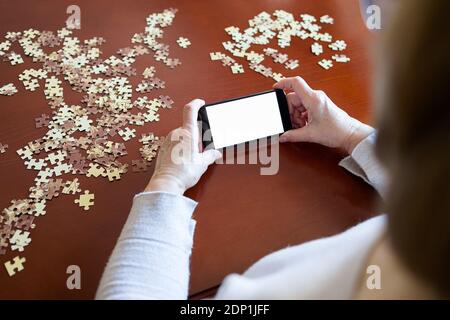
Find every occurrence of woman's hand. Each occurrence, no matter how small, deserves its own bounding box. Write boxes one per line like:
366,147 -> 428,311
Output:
274,76 -> 374,154
144,99 -> 222,195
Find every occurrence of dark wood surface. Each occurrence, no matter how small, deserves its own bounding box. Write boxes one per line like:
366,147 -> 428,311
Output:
0,0 -> 378,299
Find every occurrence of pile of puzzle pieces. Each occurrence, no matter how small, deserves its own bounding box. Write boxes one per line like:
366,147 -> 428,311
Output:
210,11 -> 351,80
0,8 -> 189,277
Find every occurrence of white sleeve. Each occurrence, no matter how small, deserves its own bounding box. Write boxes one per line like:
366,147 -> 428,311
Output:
339,132 -> 388,197
95,191 -> 198,300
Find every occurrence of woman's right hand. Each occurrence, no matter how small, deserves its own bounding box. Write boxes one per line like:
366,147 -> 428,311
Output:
144,99 -> 222,195
273,76 -> 374,154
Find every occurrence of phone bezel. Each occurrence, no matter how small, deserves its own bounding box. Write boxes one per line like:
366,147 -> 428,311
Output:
198,89 -> 292,149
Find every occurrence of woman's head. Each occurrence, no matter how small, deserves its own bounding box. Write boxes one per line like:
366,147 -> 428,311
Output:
375,0 -> 450,295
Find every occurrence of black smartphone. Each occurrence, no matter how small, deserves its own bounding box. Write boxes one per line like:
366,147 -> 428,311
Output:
198,89 -> 292,149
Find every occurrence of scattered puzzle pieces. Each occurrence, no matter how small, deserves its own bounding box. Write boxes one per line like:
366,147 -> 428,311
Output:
0,9 -> 181,272
210,11 -> 349,79
0,7 -> 352,279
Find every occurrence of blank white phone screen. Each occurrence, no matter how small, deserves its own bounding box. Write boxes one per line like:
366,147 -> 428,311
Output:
205,91 -> 284,149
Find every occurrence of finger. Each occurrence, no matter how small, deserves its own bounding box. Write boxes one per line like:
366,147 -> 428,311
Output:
154,135 -> 171,167
183,99 -> 205,151
291,108 -> 307,128
286,92 -> 304,113
183,99 -> 205,132
160,131 -> 173,152
299,111 -> 308,127
201,149 -> 222,166
286,92 -> 301,105
273,76 -> 314,102
279,127 -> 312,143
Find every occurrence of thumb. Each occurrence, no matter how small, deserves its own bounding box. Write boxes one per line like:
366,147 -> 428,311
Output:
279,127 -> 312,143
201,149 -> 222,166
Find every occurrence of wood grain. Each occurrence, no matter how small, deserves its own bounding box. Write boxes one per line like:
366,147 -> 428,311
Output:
0,0 -> 378,299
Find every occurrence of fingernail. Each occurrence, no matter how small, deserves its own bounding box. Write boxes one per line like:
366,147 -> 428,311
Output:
190,98 -> 205,105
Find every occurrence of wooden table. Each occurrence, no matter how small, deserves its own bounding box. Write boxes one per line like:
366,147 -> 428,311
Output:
0,0 -> 378,299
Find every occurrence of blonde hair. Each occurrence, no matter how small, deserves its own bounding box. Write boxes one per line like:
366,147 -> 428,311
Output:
376,0 -> 450,295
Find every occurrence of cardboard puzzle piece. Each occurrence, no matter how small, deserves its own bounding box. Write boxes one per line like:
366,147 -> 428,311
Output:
209,11 -> 348,78
142,66 -> 155,79
118,127 -> 136,141
329,40 -> 347,51
0,8 -> 192,274
8,52 -> 24,65
86,163 -> 106,178
106,167 -> 122,182
176,37 -> 191,48
132,159 -> 149,172
9,230 -> 31,252
24,159 -> 46,170
0,143 -> 8,154
284,59 -> 299,70
4,256 -> 26,276
35,114 -> 50,128
14,215 -> 36,231
318,59 -> 333,70
320,15 -> 334,24
74,190 -> 95,211
231,63 -> 244,74
332,54 -> 351,63
0,83 -> 18,96
62,178 -> 81,195
311,42 -> 323,56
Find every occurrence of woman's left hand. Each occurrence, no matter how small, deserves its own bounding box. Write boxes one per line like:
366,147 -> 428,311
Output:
144,99 -> 222,195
